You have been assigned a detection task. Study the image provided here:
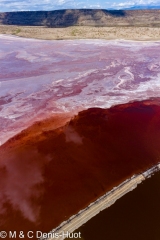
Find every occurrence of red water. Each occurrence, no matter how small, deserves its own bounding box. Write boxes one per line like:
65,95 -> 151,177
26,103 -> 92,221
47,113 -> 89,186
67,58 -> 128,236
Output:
0,99 -> 160,239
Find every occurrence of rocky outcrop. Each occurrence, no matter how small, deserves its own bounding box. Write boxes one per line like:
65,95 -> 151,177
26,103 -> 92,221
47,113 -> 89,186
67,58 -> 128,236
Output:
0,9 -> 160,27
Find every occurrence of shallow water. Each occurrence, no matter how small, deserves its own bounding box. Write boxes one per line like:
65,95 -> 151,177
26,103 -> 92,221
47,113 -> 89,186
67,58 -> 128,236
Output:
1,36 -> 160,239
1,36 -> 160,145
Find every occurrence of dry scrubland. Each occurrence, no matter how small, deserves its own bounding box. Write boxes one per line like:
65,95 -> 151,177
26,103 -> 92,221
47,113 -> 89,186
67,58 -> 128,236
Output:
0,25 -> 160,40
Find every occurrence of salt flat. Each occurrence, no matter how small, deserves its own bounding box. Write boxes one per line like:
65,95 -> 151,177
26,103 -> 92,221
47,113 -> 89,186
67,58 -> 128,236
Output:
0,36 -> 160,145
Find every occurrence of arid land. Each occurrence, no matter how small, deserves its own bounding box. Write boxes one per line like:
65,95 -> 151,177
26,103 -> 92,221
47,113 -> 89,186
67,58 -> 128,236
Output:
0,9 -> 160,40
0,25 -> 160,40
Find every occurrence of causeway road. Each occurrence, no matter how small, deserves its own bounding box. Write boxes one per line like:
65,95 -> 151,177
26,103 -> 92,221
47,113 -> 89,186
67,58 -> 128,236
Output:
41,163 -> 160,240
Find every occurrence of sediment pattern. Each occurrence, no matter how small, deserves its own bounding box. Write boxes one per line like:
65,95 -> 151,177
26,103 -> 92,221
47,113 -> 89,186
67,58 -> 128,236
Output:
0,36 -> 160,145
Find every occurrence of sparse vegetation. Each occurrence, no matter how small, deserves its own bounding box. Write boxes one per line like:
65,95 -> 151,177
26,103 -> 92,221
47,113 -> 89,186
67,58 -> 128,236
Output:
16,28 -> 21,34
11,28 -> 21,35
0,25 -> 160,41
71,28 -> 79,36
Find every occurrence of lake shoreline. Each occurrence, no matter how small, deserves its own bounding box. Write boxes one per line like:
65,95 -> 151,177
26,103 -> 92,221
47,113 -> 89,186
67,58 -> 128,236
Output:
0,25 -> 160,41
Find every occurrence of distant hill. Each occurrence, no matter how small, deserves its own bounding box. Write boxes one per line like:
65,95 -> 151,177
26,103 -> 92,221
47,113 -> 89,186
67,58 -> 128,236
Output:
0,9 -> 160,27
124,5 -> 160,10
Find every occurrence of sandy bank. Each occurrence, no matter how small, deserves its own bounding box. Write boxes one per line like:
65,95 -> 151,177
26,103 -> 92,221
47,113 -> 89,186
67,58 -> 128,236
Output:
0,25 -> 160,41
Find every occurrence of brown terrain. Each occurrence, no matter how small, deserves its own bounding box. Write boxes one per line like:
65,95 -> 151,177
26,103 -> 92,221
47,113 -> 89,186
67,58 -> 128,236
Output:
1,25 -> 160,40
0,9 -> 160,40
1,9 -> 160,27
1,98 -> 160,239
